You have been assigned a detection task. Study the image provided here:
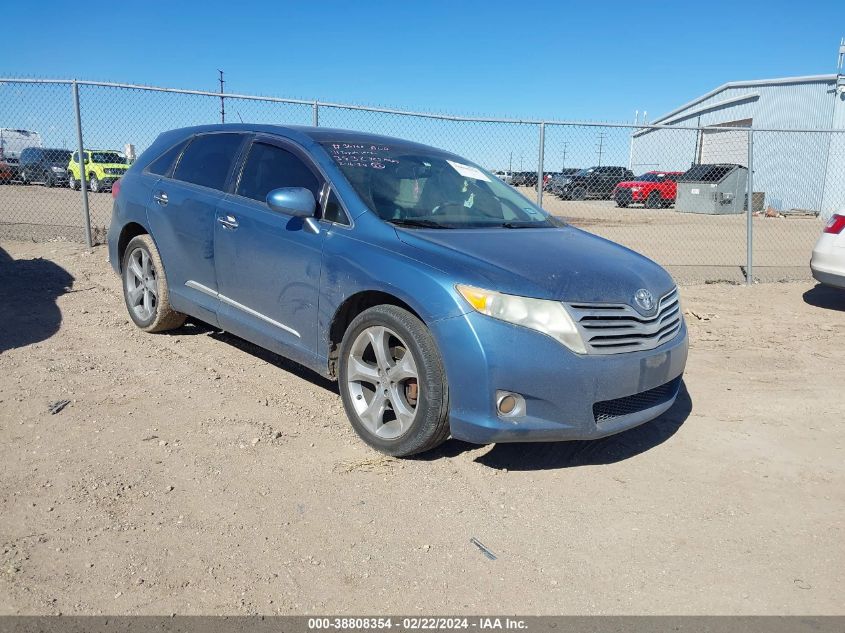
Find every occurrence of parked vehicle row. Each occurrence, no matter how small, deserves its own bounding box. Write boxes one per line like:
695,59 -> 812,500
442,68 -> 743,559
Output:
0,144 -> 130,193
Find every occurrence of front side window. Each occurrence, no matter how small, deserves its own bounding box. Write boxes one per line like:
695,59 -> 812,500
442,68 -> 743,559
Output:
321,141 -> 563,229
322,189 -> 349,225
236,142 -> 320,205
173,133 -> 243,191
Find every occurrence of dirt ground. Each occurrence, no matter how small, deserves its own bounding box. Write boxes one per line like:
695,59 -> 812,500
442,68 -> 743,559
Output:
1,239 -> 844,616
0,183 -> 824,284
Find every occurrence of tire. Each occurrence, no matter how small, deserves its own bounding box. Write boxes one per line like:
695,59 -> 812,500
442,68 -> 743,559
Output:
19,170 -> 28,185
616,201 -> 629,208
68,173 -> 78,190
89,174 -> 100,193
338,305 -> 449,457
45,173 -> 54,188
645,191 -> 661,209
571,186 -> 587,201
121,234 -> 186,333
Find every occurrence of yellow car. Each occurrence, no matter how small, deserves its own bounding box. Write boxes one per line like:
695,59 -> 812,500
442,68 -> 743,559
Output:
67,149 -> 129,193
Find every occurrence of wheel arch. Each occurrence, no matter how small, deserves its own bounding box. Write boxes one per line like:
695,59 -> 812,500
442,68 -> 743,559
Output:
116,222 -> 150,272
327,290 -> 425,378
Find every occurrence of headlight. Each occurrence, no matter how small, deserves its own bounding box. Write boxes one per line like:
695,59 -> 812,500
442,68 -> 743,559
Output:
456,284 -> 586,354
631,187 -> 641,192
51,166 -> 64,172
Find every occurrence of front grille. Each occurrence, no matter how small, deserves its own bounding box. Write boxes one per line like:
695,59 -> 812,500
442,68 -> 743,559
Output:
593,377 -> 681,424
566,287 -> 682,354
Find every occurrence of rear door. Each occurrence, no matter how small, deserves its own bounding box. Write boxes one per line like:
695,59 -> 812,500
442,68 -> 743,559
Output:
145,132 -> 247,325
213,135 -> 327,360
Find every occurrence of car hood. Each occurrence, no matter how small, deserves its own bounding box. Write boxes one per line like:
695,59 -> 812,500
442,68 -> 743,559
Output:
616,180 -> 655,188
396,225 -> 676,304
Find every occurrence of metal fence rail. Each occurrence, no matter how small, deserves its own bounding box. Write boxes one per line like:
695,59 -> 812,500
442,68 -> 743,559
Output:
1,77 -> 843,284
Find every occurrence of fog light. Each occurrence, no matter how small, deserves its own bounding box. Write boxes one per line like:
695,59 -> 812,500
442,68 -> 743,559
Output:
499,395 -> 516,414
496,391 -> 526,418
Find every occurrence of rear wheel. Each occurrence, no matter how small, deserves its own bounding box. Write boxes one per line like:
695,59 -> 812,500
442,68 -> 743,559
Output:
571,186 -> 587,201
338,305 -> 449,457
122,234 -> 186,333
645,191 -> 662,209
89,174 -> 100,193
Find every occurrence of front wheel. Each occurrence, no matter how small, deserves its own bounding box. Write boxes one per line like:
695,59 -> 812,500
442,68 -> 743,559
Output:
68,174 -> 78,190
122,234 -> 186,332
89,175 -> 100,193
338,305 -> 449,456
645,191 -> 662,209
571,186 -> 587,201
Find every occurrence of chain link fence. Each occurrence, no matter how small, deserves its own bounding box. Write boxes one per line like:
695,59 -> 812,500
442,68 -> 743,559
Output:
1,78 -> 842,284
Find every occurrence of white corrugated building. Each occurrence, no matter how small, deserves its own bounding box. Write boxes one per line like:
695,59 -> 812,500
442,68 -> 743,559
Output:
630,73 -> 845,217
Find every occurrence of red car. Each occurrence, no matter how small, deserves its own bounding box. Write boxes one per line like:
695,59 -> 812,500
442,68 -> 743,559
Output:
613,171 -> 683,208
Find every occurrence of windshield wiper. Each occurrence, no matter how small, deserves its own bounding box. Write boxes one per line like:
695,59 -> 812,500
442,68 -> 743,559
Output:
499,222 -> 542,229
388,218 -> 452,229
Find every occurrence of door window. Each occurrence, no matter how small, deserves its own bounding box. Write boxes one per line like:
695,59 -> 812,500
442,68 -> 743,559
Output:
236,142 -> 321,205
173,133 -> 243,191
322,189 -> 349,225
147,140 -> 189,177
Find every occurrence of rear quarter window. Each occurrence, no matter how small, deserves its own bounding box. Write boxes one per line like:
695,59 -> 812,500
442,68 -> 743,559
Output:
146,140 -> 189,177
172,133 -> 244,191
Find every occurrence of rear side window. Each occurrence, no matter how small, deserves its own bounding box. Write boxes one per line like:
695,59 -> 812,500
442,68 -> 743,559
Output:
236,142 -> 320,205
147,140 -> 188,177
173,133 -> 243,191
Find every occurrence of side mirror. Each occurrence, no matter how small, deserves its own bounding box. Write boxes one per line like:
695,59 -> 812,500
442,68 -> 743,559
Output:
266,187 -> 316,218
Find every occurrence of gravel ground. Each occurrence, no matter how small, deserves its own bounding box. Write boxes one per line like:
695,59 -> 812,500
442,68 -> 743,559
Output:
1,239 -> 843,615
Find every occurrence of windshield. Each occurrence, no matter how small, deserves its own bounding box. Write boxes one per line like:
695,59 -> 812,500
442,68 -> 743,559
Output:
321,142 -> 563,229
91,152 -> 126,164
574,168 -> 595,177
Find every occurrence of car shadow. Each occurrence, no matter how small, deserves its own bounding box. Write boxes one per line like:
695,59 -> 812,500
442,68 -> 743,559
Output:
168,317 -> 338,394
802,284 -> 845,312
418,382 -> 693,471
0,245 -> 75,354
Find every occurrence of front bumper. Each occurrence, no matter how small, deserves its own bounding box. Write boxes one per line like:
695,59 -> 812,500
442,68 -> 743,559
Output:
431,311 -> 688,444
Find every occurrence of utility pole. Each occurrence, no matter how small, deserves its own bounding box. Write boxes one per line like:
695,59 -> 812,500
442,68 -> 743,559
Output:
218,69 -> 225,124
561,142 -> 569,171
596,132 -> 606,166
508,151 -> 512,173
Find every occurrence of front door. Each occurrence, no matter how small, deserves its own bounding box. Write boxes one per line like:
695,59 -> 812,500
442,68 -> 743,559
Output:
213,136 -> 326,363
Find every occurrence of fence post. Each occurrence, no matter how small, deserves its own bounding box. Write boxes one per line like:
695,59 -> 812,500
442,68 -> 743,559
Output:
536,122 -> 545,206
312,101 -> 319,127
72,80 -> 93,248
745,128 -> 754,285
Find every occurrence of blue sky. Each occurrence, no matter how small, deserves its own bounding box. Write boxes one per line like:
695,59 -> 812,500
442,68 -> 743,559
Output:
3,0 -> 841,122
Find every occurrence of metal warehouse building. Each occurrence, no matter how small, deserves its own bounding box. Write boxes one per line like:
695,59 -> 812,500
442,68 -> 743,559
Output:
630,73 -> 845,218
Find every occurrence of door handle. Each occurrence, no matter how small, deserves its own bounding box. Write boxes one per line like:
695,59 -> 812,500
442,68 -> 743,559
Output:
217,214 -> 239,230
153,191 -> 168,206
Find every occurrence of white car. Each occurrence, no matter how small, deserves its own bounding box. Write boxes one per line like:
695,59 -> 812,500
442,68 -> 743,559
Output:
811,213 -> 845,289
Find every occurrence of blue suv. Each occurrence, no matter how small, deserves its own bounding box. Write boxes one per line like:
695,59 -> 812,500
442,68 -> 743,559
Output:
108,125 -> 688,456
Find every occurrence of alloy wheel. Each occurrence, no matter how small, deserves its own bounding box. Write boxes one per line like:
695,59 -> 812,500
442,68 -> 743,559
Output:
345,325 -> 419,439
124,247 -> 158,322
